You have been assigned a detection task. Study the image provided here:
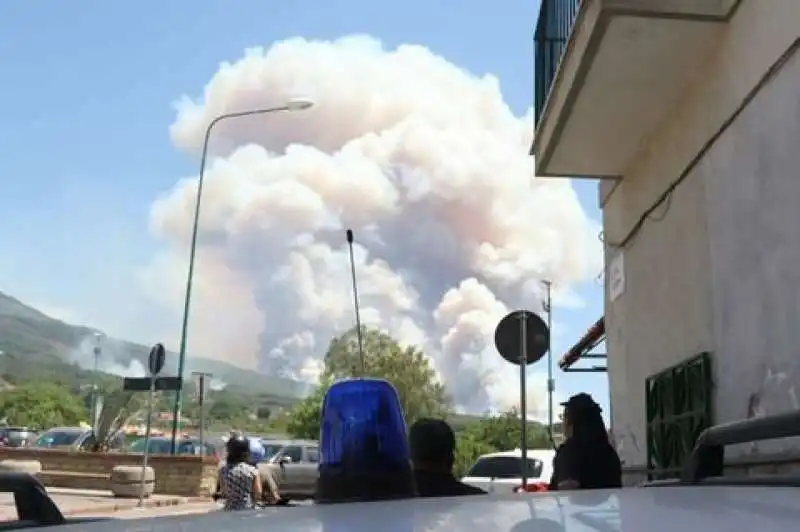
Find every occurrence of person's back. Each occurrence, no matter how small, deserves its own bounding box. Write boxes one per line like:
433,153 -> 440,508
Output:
409,418 -> 486,498
413,468 -> 486,497
551,437 -> 621,490
219,433 -> 264,510
220,461 -> 259,510
549,393 -> 622,491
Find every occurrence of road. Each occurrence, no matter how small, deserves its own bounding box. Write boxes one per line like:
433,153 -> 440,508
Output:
99,501 -> 222,519
0,487 -> 185,521
100,500 -> 313,519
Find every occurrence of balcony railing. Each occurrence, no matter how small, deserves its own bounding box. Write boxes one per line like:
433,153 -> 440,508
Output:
534,0 -> 582,126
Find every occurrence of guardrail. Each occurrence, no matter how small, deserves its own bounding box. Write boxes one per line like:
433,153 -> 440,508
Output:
681,410 -> 800,482
534,0 -> 583,126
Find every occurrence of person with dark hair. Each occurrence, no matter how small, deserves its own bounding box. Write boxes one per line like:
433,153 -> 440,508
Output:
218,433 -> 265,510
549,393 -> 622,491
409,418 -> 487,497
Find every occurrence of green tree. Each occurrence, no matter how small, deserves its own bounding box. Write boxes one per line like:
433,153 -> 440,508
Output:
0,382 -> 87,429
208,394 -> 249,421
285,377 -> 330,439
286,327 -> 452,439
90,388 -> 143,451
462,409 -> 551,451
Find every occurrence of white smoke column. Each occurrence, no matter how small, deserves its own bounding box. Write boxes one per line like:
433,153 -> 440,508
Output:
69,335 -> 147,378
146,36 -> 602,412
209,378 -> 227,391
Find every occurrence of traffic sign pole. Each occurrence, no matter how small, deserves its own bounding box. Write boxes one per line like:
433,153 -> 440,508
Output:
493,308 -> 551,490
138,343 -> 165,507
138,373 -> 155,507
518,311 -> 528,489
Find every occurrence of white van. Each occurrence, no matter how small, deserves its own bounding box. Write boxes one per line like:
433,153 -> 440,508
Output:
460,448 -> 555,494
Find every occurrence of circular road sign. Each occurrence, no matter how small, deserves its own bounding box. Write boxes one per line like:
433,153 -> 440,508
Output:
148,343 -> 167,376
493,310 -> 549,366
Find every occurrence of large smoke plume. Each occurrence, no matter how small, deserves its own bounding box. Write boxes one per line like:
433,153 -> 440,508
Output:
144,36 -> 602,417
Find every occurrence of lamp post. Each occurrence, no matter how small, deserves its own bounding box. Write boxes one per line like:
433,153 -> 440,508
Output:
542,280 -> 554,433
169,98 -> 315,454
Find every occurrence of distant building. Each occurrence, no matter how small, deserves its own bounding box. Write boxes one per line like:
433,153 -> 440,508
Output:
533,0 -> 800,482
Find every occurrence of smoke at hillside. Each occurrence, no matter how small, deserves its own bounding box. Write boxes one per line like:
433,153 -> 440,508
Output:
143,36 -> 602,416
69,334 -> 147,378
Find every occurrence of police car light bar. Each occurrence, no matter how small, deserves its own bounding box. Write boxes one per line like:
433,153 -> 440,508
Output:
317,378 -> 416,503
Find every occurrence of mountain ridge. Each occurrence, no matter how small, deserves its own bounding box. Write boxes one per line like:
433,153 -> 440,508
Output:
0,291 -> 308,400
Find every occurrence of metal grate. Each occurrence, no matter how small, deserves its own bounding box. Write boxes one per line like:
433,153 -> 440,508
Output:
534,0 -> 582,126
645,352 -> 713,480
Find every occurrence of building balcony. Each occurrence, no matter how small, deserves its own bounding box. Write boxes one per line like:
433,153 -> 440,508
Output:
531,0 -> 740,178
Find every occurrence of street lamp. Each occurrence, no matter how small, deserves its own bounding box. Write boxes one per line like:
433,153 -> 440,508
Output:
169,97 -> 316,454
541,280 -> 554,433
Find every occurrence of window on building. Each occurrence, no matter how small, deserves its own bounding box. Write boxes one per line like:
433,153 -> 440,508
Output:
646,351 -> 713,481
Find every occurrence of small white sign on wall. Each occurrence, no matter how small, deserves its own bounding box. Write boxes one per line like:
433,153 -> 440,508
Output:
608,251 -> 626,302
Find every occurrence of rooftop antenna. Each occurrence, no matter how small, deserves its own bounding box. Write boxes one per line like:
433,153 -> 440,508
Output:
346,229 -> 366,376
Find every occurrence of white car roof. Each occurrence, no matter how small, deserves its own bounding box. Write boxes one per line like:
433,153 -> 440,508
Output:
45,486 -> 799,531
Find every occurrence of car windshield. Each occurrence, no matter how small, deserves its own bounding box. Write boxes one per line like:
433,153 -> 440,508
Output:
35,430 -> 81,448
262,443 -> 285,459
466,456 -> 544,479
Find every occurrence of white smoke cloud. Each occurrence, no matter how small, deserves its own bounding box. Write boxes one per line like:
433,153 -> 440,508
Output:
209,378 -> 228,392
144,35 -> 602,414
69,334 -> 147,378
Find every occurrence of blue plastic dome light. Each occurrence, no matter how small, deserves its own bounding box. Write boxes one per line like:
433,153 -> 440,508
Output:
317,378 -> 416,503
248,437 -> 266,464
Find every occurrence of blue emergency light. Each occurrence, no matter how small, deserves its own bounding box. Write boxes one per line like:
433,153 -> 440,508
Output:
248,437 -> 266,464
316,378 -> 416,503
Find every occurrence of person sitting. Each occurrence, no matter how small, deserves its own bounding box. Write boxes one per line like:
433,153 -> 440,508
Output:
549,393 -> 622,491
409,418 -> 487,497
218,433 -> 265,510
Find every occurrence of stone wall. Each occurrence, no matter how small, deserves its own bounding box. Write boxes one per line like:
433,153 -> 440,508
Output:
0,448 -> 218,497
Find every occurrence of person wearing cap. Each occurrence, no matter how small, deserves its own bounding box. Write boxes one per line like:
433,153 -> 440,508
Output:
409,418 -> 487,497
549,393 -> 622,491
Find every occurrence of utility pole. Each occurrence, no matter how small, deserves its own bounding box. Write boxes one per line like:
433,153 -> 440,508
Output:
542,280 -> 554,434
191,372 -> 213,455
92,332 -> 104,434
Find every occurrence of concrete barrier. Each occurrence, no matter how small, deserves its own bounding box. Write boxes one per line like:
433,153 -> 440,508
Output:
110,465 -> 155,498
0,448 -> 218,497
0,459 -> 41,475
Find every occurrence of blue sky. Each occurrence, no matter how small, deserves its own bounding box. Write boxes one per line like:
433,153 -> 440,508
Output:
0,0 -> 608,415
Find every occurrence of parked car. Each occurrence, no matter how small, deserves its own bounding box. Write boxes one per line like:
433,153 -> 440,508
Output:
0,427 -> 36,447
259,439 -> 296,462
257,441 -> 319,502
33,427 -> 125,451
127,437 -> 218,457
460,449 -> 555,494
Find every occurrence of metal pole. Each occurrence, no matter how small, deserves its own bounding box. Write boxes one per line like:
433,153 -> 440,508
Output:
192,371 -> 211,456
170,104 -> 303,454
543,280 -> 554,434
345,230 -> 365,376
518,311 -> 529,489
92,333 -> 103,437
199,376 -> 205,456
138,375 -> 155,507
